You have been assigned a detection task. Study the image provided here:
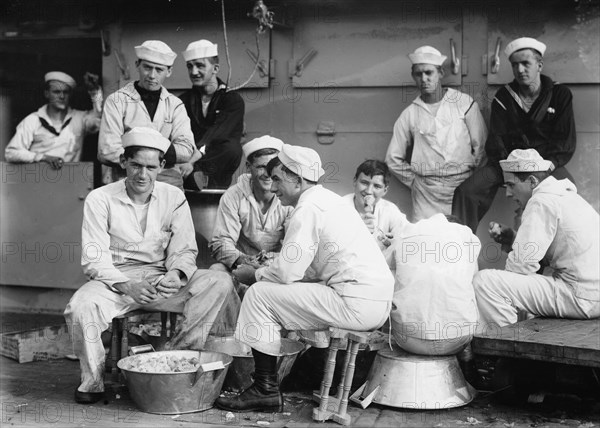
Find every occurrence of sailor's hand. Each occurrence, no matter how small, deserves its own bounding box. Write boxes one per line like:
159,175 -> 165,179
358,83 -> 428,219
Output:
115,279 -> 158,305
41,155 -> 64,169
234,254 -> 260,269
83,72 -> 101,91
254,250 -> 269,265
363,195 -> 375,214
232,264 -> 257,286
245,251 -> 268,268
488,221 -> 515,253
361,212 -> 376,234
175,162 -> 195,179
488,222 -> 514,243
379,232 -> 393,248
156,270 -> 183,298
488,222 -> 502,239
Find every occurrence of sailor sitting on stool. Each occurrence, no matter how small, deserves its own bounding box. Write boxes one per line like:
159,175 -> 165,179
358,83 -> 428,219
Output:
387,213 -> 480,355
215,144 -> 394,413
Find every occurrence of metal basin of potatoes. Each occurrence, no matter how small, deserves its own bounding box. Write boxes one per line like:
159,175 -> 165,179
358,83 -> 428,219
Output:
117,350 -> 232,414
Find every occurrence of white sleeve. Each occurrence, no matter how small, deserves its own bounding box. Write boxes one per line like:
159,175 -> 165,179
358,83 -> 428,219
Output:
209,190 -> 245,268
385,112 -> 415,187
4,115 -> 42,163
256,205 -> 319,284
81,192 -> 130,287
169,99 -> 195,163
506,199 -> 557,274
465,101 -> 488,167
98,94 -> 125,164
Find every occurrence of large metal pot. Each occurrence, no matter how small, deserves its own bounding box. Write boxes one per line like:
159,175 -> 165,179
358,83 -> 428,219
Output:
352,347 -> 475,409
117,350 -> 233,414
203,337 -> 304,392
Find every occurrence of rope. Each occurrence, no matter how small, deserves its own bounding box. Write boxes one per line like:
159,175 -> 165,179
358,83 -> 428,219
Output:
220,0 -> 232,87
220,0 -> 263,92
228,31 -> 261,92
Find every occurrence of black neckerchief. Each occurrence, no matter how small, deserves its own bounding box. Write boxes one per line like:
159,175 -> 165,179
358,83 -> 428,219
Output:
38,116 -> 71,136
506,75 -> 554,125
134,81 -> 161,121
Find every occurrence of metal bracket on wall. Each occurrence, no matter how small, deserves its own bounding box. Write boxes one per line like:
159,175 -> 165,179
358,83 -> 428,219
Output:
450,38 -> 460,75
246,49 -> 269,78
114,49 -> 130,81
491,37 -> 502,74
100,29 -> 111,56
316,121 -> 335,144
290,48 -> 317,77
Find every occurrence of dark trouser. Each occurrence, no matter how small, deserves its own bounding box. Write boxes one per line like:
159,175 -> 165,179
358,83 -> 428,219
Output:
186,141 -> 243,189
452,162 -> 574,234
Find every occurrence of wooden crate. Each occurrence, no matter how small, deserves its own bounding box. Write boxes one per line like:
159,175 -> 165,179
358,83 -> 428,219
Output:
0,324 -> 73,363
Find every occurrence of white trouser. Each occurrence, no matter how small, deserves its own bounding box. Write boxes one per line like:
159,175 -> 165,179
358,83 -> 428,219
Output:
411,172 -> 470,222
64,269 -> 240,392
236,281 -> 391,356
394,334 -> 472,356
209,262 -> 251,300
473,269 -> 600,332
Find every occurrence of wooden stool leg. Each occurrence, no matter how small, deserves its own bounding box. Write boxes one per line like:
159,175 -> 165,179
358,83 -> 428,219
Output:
110,319 -> 120,381
318,338 -> 341,413
336,341 -> 353,401
313,330 -> 375,426
160,312 -> 168,341
337,341 -> 360,423
169,312 -> 177,338
121,317 -> 129,360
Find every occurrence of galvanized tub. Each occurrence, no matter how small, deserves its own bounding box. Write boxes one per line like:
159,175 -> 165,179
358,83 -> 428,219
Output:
117,350 -> 233,414
203,337 -> 304,392
351,347 -> 476,409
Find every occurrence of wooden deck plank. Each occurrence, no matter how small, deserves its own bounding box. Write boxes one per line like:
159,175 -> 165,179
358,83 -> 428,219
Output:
472,318 -> 600,367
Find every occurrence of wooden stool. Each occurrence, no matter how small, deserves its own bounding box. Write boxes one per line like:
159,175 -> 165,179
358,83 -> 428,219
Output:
109,310 -> 179,381
312,327 -> 388,426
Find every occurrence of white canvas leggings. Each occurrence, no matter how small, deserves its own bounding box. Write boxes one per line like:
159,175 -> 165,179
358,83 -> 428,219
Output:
236,281 -> 391,356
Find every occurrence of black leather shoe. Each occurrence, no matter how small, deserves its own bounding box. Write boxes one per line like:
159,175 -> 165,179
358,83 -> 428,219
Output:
74,388 -> 104,404
215,384 -> 283,413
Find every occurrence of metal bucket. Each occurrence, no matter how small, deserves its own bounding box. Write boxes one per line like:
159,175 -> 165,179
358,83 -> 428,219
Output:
351,347 -> 475,409
203,337 -> 305,392
117,350 -> 233,414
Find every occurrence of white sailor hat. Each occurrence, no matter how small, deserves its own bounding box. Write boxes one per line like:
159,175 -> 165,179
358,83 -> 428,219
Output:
44,71 -> 76,89
182,40 -> 218,62
500,149 -> 553,181
278,144 -> 324,182
505,37 -> 547,58
408,46 -> 447,66
134,40 -> 177,66
243,135 -> 284,159
122,127 -> 171,154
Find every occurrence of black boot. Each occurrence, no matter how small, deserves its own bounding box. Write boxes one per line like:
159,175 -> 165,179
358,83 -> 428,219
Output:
216,349 -> 283,412
457,344 -> 481,388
